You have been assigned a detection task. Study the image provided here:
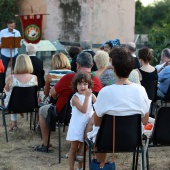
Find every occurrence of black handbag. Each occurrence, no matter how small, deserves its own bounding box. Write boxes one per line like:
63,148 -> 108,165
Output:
47,104 -> 57,131
90,116 -> 116,170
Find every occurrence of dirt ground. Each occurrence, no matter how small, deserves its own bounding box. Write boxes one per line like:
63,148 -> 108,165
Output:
0,58 -> 170,170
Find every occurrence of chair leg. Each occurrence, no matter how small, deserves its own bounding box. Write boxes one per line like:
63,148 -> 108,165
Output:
83,142 -> 87,170
63,125 -> 65,132
141,147 -> 145,170
34,112 -> 36,131
132,151 -> 136,170
58,123 -> 61,163
30,112 -> 32,130
135,147 -> 139,170
146,148 -> 149,170
2,112 -> 8,142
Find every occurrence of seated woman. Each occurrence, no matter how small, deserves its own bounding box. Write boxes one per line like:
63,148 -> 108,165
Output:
137,47 -> 158,82
4,54 -> 38,131
42,53 -> 73,102
93,50 -> 116,86
86,47 -> 151,167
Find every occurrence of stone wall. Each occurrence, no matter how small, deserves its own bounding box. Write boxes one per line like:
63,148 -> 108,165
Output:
21,0 -> 135,44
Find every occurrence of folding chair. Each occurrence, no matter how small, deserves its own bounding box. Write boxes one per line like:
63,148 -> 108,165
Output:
146,107 -> 170,169
0,72 -> 5,104
141,80 -> 158,117
46,92 -> 74,163
160,84 -> 170,106
84,114 -> 145,170
0,86 -> 38,142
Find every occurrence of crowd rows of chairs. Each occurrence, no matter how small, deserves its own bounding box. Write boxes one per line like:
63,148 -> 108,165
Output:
0,72 -> 170,169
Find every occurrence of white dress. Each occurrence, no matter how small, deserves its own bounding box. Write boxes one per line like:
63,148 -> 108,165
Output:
66,92 -> 94,142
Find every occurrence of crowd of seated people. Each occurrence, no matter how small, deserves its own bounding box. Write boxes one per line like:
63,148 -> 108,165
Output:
1,38 -> 170,170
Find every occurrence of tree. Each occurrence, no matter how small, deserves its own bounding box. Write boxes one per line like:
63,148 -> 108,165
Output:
135,0 -> 170,65
149,23 -> 170,65
0,0 -> 23,34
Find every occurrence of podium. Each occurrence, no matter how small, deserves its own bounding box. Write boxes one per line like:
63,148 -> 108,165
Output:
1,37 -> 21,74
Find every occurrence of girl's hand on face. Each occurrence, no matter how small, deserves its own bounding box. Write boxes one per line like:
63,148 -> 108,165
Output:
85,88 -> 92,97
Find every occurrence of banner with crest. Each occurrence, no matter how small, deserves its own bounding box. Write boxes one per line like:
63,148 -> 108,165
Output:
20,14 -> 43,44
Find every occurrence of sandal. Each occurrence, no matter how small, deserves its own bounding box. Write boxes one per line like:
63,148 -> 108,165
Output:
9,125 -> 18,132
33,144 -> 53,152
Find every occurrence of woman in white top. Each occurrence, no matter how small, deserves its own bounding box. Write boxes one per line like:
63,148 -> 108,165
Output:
87,47 -> 151,168
4,54 -> 38,131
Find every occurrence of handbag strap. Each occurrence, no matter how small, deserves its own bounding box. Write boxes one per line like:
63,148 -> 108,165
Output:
112,116 -> 115,162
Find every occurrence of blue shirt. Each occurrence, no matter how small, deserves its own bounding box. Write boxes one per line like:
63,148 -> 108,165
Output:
0,28 -> 21,57
158,65 -> 170,94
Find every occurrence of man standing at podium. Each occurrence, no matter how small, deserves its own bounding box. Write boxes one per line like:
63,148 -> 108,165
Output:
0,20 -> 21,74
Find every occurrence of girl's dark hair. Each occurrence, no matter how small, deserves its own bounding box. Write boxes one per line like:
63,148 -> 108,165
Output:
138,47 -> 153,63
109,47 -> 134,78
71,71 -> 93,91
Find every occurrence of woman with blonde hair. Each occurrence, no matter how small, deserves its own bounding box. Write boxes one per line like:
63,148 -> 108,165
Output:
43,53 -> 73,97
93,50 -> 116,86
4,54 -> 38,131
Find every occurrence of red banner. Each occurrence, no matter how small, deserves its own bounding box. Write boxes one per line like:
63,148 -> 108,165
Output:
20,14 -> 43,44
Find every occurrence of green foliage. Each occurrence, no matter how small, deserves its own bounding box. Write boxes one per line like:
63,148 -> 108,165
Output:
135,0 -> 170,34
135,0 -> 170,65
0,0 -> 23,35
149,23 -> 170,65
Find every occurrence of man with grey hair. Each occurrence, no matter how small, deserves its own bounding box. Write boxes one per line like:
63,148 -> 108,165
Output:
155,48 -> 170,72
34,52 -> 102,152
80,40 -> 97,71
157,48 -> 170,98
26,43 -> 45,89
125,42 -> 140,69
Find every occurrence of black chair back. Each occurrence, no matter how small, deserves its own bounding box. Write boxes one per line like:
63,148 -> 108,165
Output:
96,114 -> 142,152
8,86 -> 38,113
141,80 -> 157,102
0,72 -> 5,92
151,107 -> 170,145
63,92 -> 74,127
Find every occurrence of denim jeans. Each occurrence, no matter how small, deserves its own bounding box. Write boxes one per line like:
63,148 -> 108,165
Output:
1,54 -> 18,74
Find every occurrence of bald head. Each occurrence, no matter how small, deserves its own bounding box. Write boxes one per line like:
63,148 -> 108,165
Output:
125,42 -> 136,53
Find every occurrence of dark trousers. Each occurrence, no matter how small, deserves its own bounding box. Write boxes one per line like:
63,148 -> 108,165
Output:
1,54 -> 18,74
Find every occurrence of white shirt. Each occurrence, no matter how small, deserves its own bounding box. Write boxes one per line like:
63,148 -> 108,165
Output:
94,83 -> 151,117
0,28 -> 21,57
155,62 -> 165,71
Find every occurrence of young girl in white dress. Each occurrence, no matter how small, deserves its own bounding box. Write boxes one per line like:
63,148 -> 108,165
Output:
66,71 -> 96,170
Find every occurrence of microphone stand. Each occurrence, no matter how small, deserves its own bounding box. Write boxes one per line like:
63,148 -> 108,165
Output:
11,31 -> 15,74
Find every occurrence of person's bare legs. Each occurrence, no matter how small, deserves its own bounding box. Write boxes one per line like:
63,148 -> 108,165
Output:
96,153 -> 107,168
39,115 -> 49,146
10,114 -> 18,130
36,112 -> 39,124
68,141 -> 79,170
77,142 -> 84,169
84,115 -> 94,140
